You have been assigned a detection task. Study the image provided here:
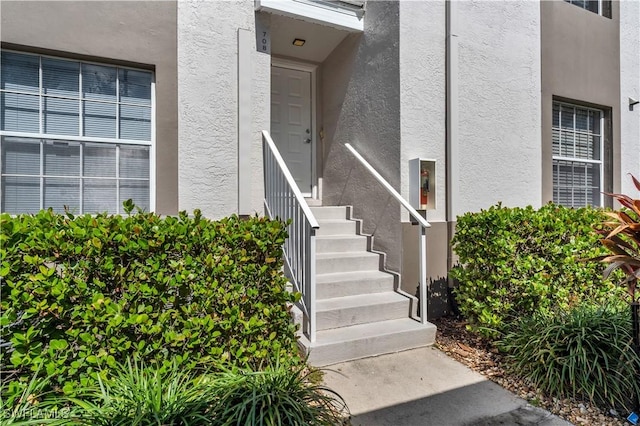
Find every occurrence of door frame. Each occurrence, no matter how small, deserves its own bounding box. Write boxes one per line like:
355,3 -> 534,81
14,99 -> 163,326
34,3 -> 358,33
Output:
271,58 -> 318,199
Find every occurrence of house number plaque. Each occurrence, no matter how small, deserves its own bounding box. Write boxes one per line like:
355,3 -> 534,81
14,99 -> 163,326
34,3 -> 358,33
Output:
255,16 -> 270,54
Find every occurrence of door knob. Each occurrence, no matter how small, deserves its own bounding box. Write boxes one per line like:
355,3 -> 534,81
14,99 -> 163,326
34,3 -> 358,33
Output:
304,138 -> 312,143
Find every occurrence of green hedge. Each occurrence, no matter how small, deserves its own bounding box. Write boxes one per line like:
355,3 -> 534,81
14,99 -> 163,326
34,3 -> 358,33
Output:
499,303 -> 640,411
0,205 -> 298,397
450,203 -> 624,337
1,358 -> 349,425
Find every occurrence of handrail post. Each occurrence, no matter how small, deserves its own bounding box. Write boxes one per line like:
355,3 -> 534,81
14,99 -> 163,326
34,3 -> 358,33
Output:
309,229 -> 317,342
419,226 -> 428,324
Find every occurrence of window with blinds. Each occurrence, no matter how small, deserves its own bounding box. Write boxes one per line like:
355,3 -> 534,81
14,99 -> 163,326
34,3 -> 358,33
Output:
0,51 -> 152,214
552,101 -> 604,208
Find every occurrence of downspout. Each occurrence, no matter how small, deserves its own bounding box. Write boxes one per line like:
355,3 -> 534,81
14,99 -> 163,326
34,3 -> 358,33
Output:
445,0 -> 459,271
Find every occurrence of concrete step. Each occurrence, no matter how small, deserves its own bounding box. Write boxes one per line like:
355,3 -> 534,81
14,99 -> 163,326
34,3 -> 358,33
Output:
310,206 -> 348,220
316,292 -> 410,331
304,318 -> 437,366
304,198 -> 323,207
316,270 -> 395,299
316,251 -> 380,274
316,235 -> 368,253
315,219 -> 357,236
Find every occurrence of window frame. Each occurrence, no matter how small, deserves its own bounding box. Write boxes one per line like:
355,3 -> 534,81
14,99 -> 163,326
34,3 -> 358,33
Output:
0,49 -> 156,214
563,0 -> 612,18
552,100 -> 605,208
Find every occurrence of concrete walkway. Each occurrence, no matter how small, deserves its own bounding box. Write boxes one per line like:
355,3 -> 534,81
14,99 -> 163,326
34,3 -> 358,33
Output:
322,346 -> 573,426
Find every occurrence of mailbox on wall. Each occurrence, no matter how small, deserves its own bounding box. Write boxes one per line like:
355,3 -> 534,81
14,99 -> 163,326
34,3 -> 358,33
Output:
409,158 -> 436,211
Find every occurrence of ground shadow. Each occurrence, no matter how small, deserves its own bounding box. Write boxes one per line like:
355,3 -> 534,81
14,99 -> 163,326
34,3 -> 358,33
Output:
348,380 -> 563,426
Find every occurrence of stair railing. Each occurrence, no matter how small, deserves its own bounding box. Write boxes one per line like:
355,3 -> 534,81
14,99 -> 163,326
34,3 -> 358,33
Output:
262,130 -> 320,342
345,143 -> 431,324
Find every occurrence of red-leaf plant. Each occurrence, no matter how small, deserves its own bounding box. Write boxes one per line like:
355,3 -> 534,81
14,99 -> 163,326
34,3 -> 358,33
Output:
597,174 -> 640,303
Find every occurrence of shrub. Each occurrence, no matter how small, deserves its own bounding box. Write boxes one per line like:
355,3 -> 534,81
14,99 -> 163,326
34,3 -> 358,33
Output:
209,363 -> 348,426
595,174 -> 640,302
0,370 -> 71,425
499,304 -> 640,411
62,358 -> 348,426
1,206 -> 299,400
68,359 -> 217,425
451,203 -> 623,337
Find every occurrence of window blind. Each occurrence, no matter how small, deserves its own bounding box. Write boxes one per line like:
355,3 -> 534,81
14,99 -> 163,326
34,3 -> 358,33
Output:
1,92 -> 39,132
1,51 -> 152,141
552,101 -> 604,208
1,138 -> 40,175
0,51 -> 153,214
1,136 -> 151,214
1,52 -> 39,93
1,176 -> 40,214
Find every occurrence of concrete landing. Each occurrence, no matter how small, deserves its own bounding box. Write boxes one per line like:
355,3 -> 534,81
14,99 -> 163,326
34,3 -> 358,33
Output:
322,346 -> 573,426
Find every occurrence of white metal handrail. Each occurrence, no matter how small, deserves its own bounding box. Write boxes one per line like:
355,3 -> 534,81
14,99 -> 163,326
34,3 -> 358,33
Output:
262,130 -> 320,342
345,143 -> 431,324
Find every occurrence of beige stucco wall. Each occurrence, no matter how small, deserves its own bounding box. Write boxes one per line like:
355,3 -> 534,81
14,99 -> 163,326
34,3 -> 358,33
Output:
399,0 -> 446,224
541,0 -> 621,202
397,0 -> 447,294
177,0 -> 269,219
322,0 -> 541,285
620,0 -> 640,193
0,1 -> 179,215
321,1 -> 403,272
399,0 -> 541,309
456,0 -> 542,214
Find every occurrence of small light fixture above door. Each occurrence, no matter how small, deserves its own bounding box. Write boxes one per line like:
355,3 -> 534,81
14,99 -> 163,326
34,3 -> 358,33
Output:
292,38 -> 306,47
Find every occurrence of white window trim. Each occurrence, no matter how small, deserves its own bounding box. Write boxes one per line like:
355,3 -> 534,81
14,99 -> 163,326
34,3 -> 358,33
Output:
564,0 -> 610,17
0,50 -> 155,214
0,131 -> 152,146
150,76 -> 156,213
552,100 -> 605,207
2,48 -> 153,75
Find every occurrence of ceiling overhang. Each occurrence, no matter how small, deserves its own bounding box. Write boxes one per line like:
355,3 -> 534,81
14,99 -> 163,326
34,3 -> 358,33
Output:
267,13 -> 353,63
256,0 -> 365,33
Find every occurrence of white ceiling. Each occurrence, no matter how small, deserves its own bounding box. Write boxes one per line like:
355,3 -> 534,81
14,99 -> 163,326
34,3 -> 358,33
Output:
269,13 -> 351,63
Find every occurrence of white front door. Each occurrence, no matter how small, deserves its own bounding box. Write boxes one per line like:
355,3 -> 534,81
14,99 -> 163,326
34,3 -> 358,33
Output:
270,66 -> 313,195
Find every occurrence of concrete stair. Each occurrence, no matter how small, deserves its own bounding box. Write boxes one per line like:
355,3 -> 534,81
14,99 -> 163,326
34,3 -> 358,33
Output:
300,205 -> 436,366
316,251 -> 381,274
316,270 -> 394,298
316,292 -> 411,330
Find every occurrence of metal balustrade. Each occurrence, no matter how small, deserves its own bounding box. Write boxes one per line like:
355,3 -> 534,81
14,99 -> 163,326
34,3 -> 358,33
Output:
262,130 -> 320,342
345,143 -> 431,324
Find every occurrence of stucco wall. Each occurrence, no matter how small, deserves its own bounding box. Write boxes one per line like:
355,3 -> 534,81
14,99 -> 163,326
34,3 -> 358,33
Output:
456,0 -> 542,214
541,0 -> 621,201
321,1 -> 402,272
0,1 -> 179,215
620,0 -> 640,194
398,1 -> 447,294
399,1 -> 446,223
178,0 -> 269,218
